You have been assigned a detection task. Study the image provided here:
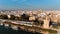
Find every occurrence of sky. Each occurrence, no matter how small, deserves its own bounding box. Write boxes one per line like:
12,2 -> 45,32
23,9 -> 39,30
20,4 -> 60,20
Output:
0,0 -> 60,10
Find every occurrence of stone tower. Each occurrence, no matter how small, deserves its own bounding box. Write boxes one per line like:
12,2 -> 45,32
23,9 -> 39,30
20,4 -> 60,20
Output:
43,16 -> 50,28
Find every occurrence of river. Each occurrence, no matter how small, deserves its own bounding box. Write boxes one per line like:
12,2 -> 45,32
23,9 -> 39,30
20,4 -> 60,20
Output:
0,25 -> 42,34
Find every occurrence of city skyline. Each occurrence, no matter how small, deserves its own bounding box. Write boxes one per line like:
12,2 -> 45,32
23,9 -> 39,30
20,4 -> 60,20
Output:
0,0 -> 60,10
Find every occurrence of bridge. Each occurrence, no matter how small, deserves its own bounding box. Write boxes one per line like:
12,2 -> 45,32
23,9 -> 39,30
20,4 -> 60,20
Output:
0,11 -> 58,34
0,19 -> 57,34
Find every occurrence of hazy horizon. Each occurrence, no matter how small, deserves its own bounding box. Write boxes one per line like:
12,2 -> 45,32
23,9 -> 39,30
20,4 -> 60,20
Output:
0,0 -> 60,10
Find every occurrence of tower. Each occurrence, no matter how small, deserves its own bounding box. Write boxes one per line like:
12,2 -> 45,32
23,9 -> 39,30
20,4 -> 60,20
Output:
43,16 -> 50,28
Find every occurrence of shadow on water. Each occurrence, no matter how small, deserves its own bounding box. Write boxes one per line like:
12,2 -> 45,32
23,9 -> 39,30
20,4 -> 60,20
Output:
0,26 -> 42,34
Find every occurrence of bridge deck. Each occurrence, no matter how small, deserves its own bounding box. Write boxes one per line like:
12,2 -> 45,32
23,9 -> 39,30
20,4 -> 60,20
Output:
0,19 -> 57,34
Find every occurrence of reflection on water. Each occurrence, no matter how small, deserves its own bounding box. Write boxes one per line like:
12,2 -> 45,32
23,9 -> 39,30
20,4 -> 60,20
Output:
0,26 -> 41,34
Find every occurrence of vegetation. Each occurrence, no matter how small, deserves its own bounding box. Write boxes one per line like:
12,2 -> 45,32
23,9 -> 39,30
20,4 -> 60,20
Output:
20,14 -> 30,21
0,15 -> 8,19
9,15 -> 15,20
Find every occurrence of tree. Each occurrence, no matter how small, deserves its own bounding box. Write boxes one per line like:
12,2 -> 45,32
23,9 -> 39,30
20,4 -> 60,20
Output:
0,15 -> 8,19
20,13 -> 30,21
9,15 -> 15,20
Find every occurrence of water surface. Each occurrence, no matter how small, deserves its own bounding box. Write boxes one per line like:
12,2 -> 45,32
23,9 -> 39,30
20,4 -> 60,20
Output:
0,26 -> 41,34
